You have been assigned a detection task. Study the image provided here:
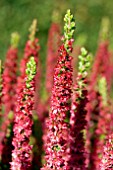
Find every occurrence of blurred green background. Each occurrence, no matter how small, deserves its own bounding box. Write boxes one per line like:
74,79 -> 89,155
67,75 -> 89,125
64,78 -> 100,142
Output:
0,0 -> 113,68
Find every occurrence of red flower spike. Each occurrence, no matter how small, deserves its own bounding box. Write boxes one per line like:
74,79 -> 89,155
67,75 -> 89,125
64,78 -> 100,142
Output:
42,44 -> 73,170
68,48 -> 91,170
0,33 -> 19,159
10,57 -> 37,170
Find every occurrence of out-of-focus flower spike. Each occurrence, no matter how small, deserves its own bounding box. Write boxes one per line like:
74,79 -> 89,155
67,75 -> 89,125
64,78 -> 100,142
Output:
87,17 -> 112,169
45,11 -> 61,103
91,17 -> 112,90
0,32 -> 19,164
18,19 -> 40,81
91,76 -> 113,169
69,47 -> 91,170
99,17 -> 110,42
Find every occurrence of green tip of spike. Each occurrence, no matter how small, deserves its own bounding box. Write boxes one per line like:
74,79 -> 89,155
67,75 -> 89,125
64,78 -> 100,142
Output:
29,19 -> 37,41
52,10 -> 61,23
78,47 -> 91,77
26,57 -> 37,88
76,48 -> 91,98
11,32 -> 20,48
63,9 -> 76,52
99,17 -> 110,42
98,76 -> 107,106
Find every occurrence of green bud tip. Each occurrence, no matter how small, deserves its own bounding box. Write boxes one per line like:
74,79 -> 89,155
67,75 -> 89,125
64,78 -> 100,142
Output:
63,9 -> 76,52
78,47 -> 91,78
98,76 -> 107,106
99,17 -> 110,42
26,57 -> 37,88
29,19 -> 37,41
11,32 -> 20,48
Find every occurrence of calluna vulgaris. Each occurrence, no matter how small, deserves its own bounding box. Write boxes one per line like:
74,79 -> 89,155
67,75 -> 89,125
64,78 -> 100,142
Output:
0,9 -> 113,170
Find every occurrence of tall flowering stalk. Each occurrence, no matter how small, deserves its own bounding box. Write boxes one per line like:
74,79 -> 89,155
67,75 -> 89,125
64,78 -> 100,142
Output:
90,77 -> 113,169
11,57 -> 37,170
68,48 -> 91,170
37,22 -> 60,122
0,33 -> 19,157
86,17 -> 112,169
17,19 -> 40,92
90,17 -> 112,91
45,22 -> 60,99
42,9 -> 75,169
100,134 -> 113,170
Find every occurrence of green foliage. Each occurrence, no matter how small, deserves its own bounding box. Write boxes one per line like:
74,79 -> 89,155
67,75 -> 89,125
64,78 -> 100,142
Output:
26,56 -> 36,88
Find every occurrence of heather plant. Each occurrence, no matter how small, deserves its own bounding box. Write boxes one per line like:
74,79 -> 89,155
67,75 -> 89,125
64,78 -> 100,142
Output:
0,32 -> 20,166
93,77 -> 113,169
0,7 -> 113,170
42,9 -> 75,169
86,17 -> 113,169
68,48 -> 91,169
17,19 -> 40,92
11,57 -> 37,170
45,22 -> 60,100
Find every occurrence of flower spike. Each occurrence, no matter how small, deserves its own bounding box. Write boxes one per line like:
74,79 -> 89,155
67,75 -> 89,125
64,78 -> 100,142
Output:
69,47 -> 91,169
